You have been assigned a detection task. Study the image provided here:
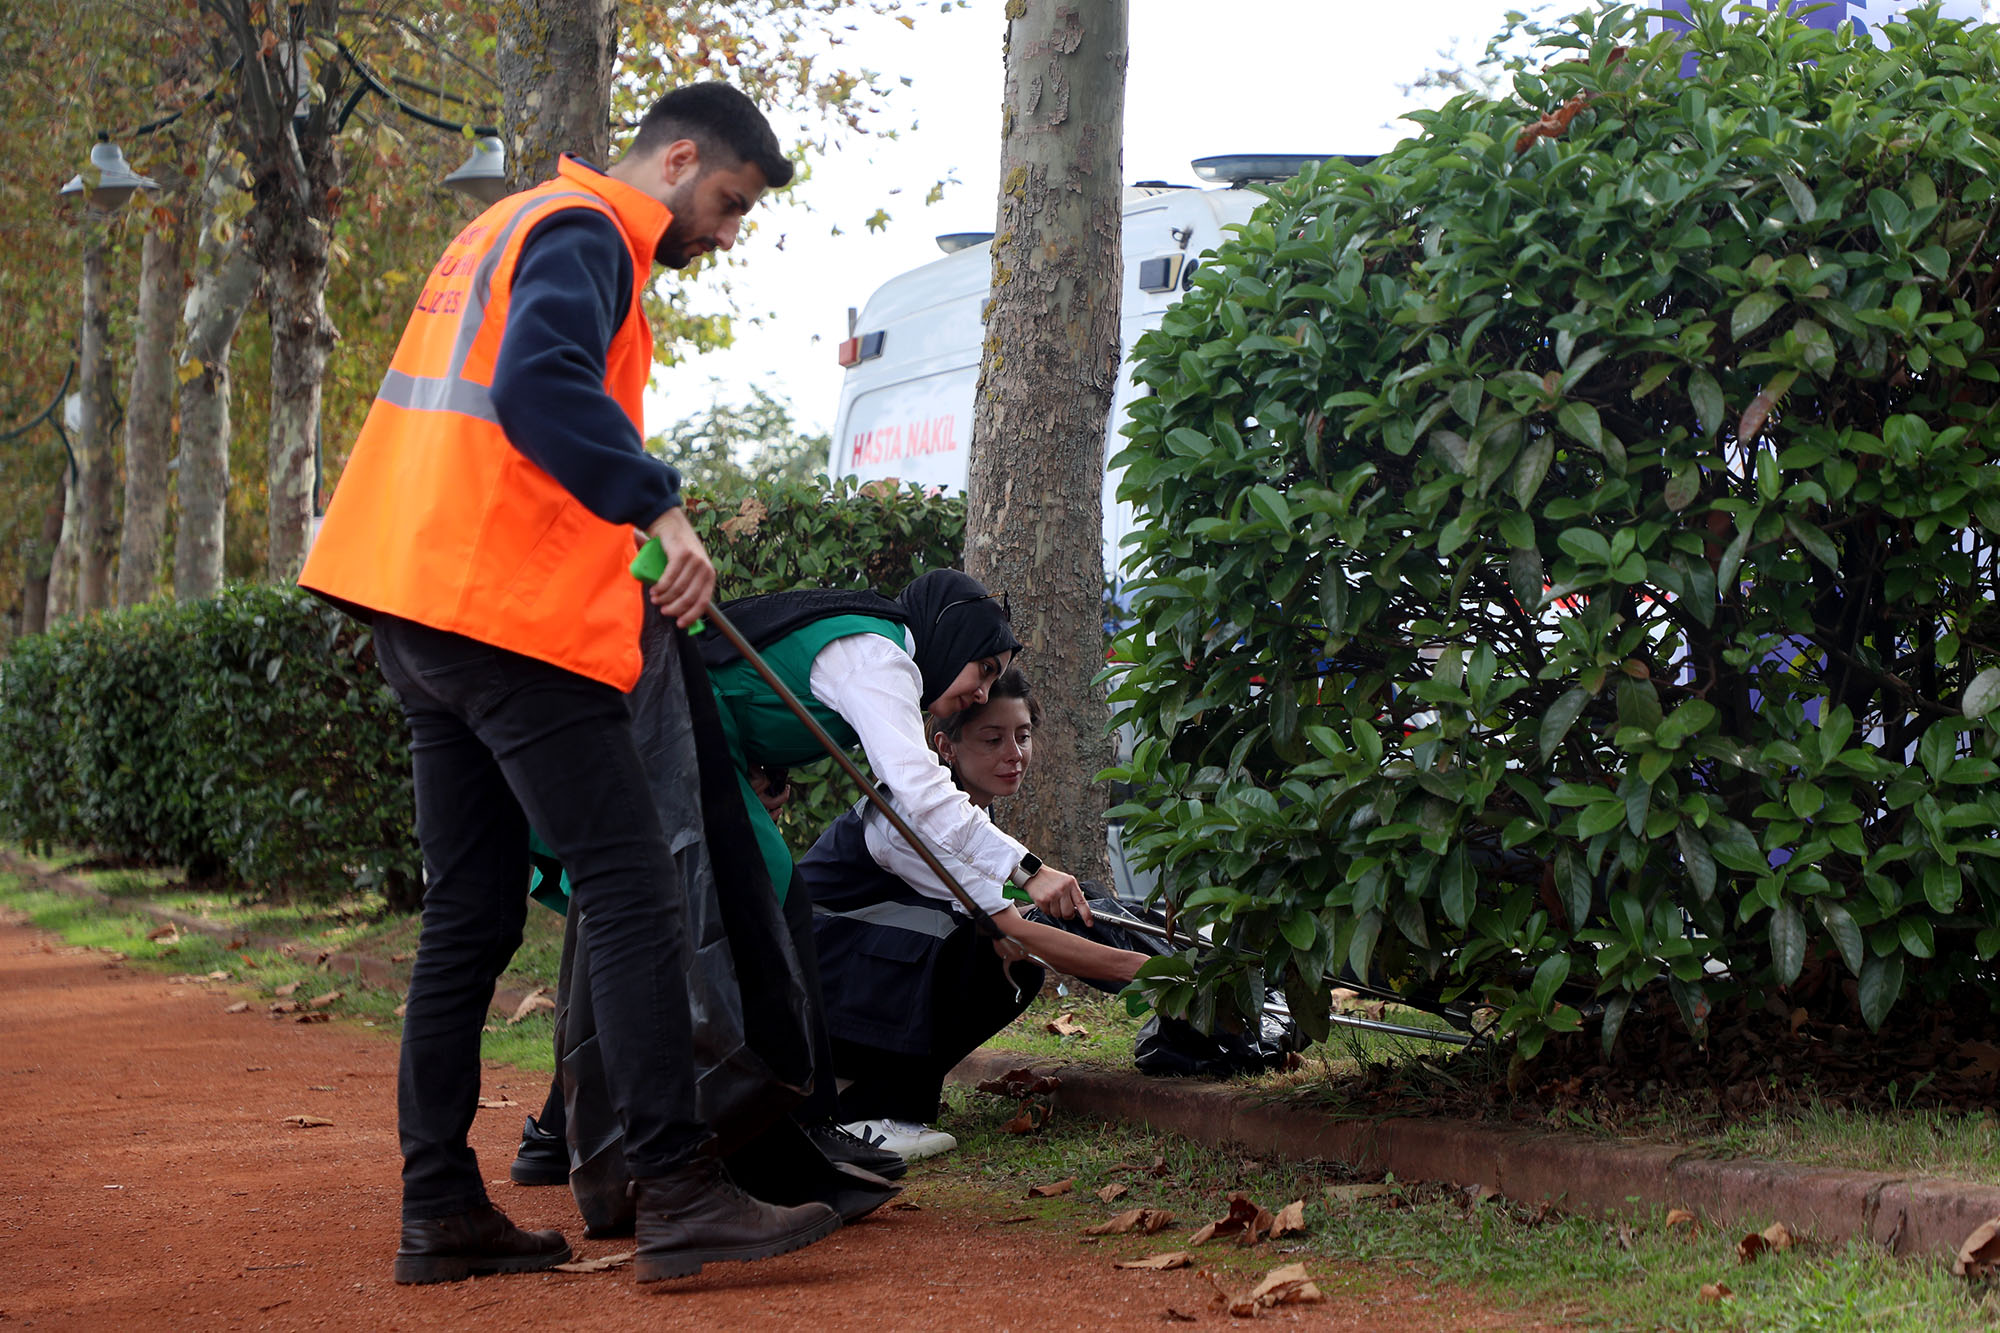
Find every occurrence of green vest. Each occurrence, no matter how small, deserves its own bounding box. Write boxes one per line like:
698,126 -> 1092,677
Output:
528,615 -> 909,911
709,615 -> 910,901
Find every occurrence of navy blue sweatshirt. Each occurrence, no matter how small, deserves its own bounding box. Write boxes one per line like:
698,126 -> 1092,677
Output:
486,186 -> 681,529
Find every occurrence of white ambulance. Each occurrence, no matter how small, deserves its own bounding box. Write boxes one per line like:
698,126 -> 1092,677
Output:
827,154 -> 1360,585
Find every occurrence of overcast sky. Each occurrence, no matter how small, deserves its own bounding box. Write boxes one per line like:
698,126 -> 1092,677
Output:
647,0 -> 1987,438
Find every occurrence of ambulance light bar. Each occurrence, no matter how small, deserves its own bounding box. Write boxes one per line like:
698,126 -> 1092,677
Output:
837,330 -> 886,367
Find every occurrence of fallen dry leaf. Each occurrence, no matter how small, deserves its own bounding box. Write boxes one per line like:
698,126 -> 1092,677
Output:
1149,1155 -> 1169,1177
223,1001 -> 250,1015
1465,1182 -> 1498,1207
975,1067 -> 1061,1099
206,970 -> 230,981
551,1250 -> 632,1274
273,981 -> 300,998
1028,1178 -> 1074,1198
1085,1208 -> 1175,1237
283,1115 -> 333,1128
1952,1216 -> 2000,1280
1001,1102 -> 1050,1134
1164,1308 -> 1198,1323
888,1200 -> 921,1211
224,937 -> 247,951
1323,1182 -> 1391,1207
238,954 -> 259,970
1228,1263 -> 1324,1316
1616,1223 -> 1637,1252
268,1001 -> 300,1015
294,1011 -> 331,1024
1698,1281 -> 1733,1304
1666,1208 -> 1697,1231
994,1214 -> 1032,1225
1113,1252 -> 1192,1271
146,924 -> 178,942
306,989 -> 343,1010
1046,1010 -> 1088,1038
1960,1041 -> 2000,1075
1192,1193 -> 1274,1247
1098,1183 -> 1130,1204
509,987 -> 555,1024
389,952 -> 411,963
394,1002 -> 407,1018
1269,1200 -> 1308,1239
478,1097 -> 519,1109
1762,1221 -> 1795,1251
1789,1007 -> 1809,1036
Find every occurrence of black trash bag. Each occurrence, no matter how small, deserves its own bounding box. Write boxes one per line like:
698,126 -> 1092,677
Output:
557,611 -> 817,1236
1132,1007 -> 1302,1079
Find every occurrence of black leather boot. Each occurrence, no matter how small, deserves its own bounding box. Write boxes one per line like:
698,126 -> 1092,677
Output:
805,1121 -> 908,1181
509,1115 -> 568,1187
633,1159 -> 842,1282
393,1202 -> 571,1285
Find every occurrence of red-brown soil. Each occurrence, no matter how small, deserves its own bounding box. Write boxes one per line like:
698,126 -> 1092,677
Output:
0,913 -> 1567,1330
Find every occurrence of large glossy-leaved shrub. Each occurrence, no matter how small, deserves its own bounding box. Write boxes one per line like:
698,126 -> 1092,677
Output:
1108,2 -> 2000,1055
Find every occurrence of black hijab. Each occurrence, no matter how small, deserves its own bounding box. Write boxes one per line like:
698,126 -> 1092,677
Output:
897,570 -> 1024,709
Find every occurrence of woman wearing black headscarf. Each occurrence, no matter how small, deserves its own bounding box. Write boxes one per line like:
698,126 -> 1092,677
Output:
698,569 -> 1092,1160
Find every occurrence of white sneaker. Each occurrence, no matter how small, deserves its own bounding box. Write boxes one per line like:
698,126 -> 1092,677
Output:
840,1118 -> 958,1162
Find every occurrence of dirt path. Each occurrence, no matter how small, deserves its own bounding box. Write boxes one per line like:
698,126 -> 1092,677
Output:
0,914 -> 1566,1331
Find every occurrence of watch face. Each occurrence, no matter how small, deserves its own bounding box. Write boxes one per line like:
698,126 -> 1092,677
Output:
1019,853 -> 1043,878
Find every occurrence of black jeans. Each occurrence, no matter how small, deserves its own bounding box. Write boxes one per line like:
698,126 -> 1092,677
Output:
373,615 -> 709,1220
831,924 -> 1042,1124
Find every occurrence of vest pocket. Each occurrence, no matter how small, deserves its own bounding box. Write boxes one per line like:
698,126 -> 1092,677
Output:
499,495 -> 594,613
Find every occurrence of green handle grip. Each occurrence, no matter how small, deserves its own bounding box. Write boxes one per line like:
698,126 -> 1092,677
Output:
631,536 -> 667,583
630,536 -> 704,634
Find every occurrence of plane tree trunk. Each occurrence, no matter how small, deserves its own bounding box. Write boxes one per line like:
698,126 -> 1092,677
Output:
965,0 -> 1127,885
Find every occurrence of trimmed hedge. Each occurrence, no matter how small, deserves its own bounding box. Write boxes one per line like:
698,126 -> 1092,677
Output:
0,586 -> 417,903
0,475 -> 962,900
1108,2 -> 2000,1056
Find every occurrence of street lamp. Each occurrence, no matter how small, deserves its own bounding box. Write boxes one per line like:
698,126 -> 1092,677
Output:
59,134 -> 160,213
333,43 -> 508,204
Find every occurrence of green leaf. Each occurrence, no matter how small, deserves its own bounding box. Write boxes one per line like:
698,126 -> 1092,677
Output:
1689,369 -> 1724,440
1347,912 -> 1382,979
1539,687 -> 1591,763
1769,900 -> 1806,985
1279,910 -> 1318,951
1440,846 -> 1474,928
1677,825 -> 1717,900
1816,900 -> 1864,976
1529,952 -> 1570,1011
1511,434 -> 1553,507
1248,484 -> 1291,528
1599,991 -> 1633,1059
1731,290 -> 1785,342
1557,401 -> 1603,453
1663,465 -> 1700,512
1963,667 -> 2000,718
1775,167 -> 1816,223
1857,952 -> 1904,1031
1898,914 -> 1935,959
1787,518 -> 1838,573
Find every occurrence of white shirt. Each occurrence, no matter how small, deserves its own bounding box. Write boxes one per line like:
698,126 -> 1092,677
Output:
806,629 -> 1024,916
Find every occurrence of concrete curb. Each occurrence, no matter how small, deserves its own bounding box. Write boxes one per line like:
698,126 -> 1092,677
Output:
0,851 -> 536,1018
947,1048 -> 2000,1264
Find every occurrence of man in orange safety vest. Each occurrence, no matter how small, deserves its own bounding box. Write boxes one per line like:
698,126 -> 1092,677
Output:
300,82 -> 842,1287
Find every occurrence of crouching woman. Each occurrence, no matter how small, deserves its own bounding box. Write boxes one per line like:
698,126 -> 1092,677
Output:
798,670 -> 1147,1161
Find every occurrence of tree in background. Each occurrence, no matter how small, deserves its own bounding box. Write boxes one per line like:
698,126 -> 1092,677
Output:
965,0 -> 1127,884
653,385 -> 830,496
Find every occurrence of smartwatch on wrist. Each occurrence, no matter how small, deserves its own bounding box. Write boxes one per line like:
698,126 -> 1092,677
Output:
1015,851 -> 1043,883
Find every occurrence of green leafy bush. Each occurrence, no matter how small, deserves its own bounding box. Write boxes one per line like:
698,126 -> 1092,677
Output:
689,473 -> 965,852
1108,2 -> 2000,1056
0,586 -> 416,902
0,476 -> 962,895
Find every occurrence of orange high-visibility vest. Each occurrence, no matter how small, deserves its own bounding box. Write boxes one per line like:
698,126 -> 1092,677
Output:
300,155 -> 670,691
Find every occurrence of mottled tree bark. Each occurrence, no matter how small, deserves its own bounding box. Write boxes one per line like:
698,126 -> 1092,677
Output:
75,217 -> 116,614
175,146 -> 260,602
117,202 -> 189,607
46,461 -> 84,624
498,0 -> 617,185
965,0 -> 1126,884
21,473 -> 67,636
201,0 -> 348,583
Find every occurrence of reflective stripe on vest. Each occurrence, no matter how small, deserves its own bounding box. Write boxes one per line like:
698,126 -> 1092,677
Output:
811,899 -> 960,939
371,190 -> 597,425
